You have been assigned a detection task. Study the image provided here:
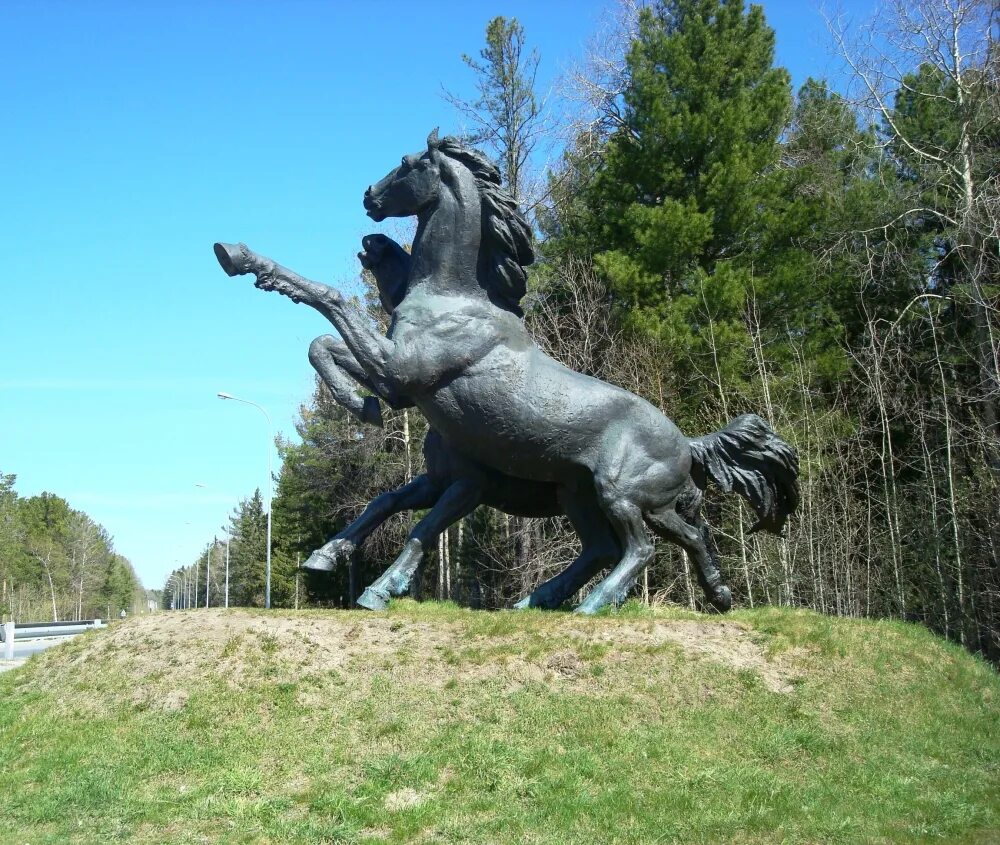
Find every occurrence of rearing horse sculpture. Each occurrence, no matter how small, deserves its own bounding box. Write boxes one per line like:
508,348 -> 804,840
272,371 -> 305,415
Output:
215,131 -> 798,614
295,233 -> 625,612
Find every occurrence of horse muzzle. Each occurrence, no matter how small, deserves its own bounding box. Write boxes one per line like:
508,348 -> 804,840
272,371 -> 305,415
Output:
363,188 -> 387,221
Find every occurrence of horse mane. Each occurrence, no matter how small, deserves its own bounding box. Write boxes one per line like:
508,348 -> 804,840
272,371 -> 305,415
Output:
434,136 -> 534,317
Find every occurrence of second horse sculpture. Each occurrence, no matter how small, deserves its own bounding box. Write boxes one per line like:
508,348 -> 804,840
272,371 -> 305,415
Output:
215,131 -> 798,614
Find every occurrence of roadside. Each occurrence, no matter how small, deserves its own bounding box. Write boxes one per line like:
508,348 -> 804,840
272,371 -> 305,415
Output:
0,634 -> 82,673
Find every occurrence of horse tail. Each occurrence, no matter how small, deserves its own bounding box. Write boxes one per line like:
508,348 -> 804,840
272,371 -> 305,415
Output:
688,414 -> 799,535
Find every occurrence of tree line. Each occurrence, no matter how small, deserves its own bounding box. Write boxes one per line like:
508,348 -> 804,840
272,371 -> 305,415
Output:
169,0 -> 999,662
0,471 -> 143,622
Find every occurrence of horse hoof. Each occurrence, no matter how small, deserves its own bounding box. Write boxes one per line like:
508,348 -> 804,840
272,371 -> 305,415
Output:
356,588 -> 389,611
303,549 -> 336,572
573,593 -> 605,615
515,587 -> 561,611
709,585 -> 732,613
214,242 -> 250,276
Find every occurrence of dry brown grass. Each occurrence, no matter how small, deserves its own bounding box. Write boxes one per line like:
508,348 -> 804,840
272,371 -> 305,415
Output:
40,605 -> 804,716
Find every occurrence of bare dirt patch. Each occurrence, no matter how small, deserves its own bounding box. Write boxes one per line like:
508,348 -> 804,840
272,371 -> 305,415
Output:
545,650 -> 586,679
159,688 -> 189,712
29,608 -> 801,712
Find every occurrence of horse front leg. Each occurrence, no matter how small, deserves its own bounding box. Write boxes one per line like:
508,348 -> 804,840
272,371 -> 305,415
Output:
303,475 -> 442,572
214,242 -> 398,396
308,335 -> 385,427
357,478 -> 483,611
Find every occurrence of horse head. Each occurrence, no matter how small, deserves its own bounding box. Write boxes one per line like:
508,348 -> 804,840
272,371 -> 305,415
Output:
358,233 -> 409,314
364,130 -> 448,222
363,130 -> 534,316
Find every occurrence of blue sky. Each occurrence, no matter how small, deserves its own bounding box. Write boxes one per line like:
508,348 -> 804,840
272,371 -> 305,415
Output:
1,0 -> 871,591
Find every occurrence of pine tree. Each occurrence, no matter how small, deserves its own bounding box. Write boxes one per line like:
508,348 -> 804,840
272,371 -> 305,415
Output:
445,16 -> 543,205
588,2 -> 789,286
567,0 -> 793,420
228,490 -> 268,607
100,554 -> 138,617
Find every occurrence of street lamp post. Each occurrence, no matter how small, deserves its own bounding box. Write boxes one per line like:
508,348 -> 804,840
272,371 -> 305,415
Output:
218,391 -> 273,609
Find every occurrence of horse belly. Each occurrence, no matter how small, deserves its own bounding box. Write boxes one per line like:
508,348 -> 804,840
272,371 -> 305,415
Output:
421,361 -> 619,483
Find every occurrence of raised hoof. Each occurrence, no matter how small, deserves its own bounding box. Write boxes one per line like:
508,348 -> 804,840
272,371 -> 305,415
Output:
303,539 -> 355,572
302,549 -> 337,572
708,585 -> 733,613
213,242 -> 249,276
356,588 -> 390,611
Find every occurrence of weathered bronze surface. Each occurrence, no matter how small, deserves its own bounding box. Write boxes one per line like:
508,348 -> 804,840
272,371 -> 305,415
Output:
215,132 -> 798,613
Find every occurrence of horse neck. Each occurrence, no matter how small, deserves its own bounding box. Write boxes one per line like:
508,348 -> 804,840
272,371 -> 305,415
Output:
408,175 -> 484,300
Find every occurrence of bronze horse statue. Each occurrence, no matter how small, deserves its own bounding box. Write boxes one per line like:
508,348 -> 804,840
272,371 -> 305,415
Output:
284,234 -> 746,612
297,233 -> 625,611
215,132 -> 798,614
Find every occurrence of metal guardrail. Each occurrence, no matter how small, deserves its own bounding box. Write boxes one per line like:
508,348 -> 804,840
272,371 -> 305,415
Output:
2,619 -> 104,661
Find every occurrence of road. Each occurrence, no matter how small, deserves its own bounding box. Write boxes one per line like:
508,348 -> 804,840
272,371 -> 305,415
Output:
0,634 -> 81,672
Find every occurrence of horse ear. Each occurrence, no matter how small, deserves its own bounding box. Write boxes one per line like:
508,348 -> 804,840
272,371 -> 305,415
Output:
427,128 -> 441,149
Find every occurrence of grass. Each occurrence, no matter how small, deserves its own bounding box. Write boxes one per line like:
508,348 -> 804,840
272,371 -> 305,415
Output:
0,602 -> 998,844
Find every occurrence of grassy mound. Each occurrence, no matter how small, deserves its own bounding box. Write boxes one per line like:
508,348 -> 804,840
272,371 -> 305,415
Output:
1,602 -> 998,844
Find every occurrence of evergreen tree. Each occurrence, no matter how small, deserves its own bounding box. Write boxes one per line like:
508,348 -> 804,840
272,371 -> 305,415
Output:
755,79 -> 888,381
19,493 -> 73,620
0,484 -> 131,621
587,1 -> 789,296
228,490 -> 268,607
0,473 -> 26,606
100,554 -> 139,617
554,0 -> 793,422
445,16 -> 543,204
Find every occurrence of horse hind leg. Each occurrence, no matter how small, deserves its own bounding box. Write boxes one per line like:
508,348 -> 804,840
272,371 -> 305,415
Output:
645,506 -> 732,612
675,482 -> 726,590
574,497 -> 654,615
514,487 -> 621,610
